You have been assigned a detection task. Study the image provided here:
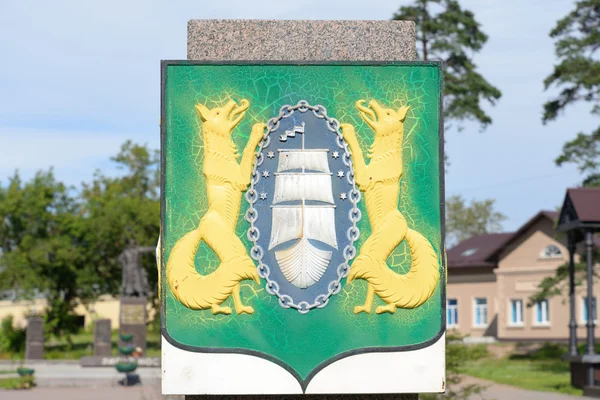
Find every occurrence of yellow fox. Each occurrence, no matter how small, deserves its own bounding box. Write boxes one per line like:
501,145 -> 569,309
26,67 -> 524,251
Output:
166,99 -> 265,315
341,100 -> 440,314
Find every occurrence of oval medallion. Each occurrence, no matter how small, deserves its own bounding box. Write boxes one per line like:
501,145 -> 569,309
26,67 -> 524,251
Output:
245,101 -> 361,313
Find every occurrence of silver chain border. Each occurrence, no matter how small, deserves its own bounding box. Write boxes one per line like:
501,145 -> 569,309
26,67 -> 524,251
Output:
244,100 -> 362,314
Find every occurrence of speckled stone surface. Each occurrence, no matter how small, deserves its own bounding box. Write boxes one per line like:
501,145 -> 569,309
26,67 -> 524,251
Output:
188,20 -> 415,61
186,396 -> 418,399
184,19 -> 418,400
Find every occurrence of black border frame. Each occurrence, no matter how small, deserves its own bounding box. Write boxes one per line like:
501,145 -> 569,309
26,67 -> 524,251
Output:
160,60 -> 446,393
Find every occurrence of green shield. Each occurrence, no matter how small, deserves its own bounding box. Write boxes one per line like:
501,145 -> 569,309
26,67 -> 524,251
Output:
161,61 -> 445,388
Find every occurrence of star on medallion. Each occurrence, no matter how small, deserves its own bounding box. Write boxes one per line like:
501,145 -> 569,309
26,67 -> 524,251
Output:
337,170 -> 344,178
262,170 -> 270,178
339,192 -> 347,200
332,151 -> 340,159
267,151 -> 275,159
260,192 -> 267,200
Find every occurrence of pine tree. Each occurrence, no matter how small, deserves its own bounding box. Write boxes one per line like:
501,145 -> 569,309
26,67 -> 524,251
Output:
543,0 -> 600,186
393,0 -> 502,131
530,0 -> 600,307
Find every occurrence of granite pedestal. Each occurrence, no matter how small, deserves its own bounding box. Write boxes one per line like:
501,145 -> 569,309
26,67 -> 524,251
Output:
188,19 -> 415,61
186,396 -> 418,400
182,19 -> 419,400
25,316 -> 44,360
119,296 -> 147,353
94,318 -> 112,357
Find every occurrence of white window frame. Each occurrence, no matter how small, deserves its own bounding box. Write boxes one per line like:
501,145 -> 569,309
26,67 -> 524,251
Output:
533,299 -> 550,326
447,299 -> 458,328
539,244 -> 563,259
509,299 -> 524,326
582,296 -> 598,324
473,297 -> 488,328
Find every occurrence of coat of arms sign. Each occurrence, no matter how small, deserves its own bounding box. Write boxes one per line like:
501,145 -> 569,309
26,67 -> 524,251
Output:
161,61 -> 445,395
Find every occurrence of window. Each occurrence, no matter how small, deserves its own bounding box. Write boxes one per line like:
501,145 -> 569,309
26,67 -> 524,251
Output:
474,298 -> 488,327
447,299 -> 458,327
583,296 -> 597,323
461,248 -> 477,257
540,244 -> 562,259
510,299 -> 523,325
535,299 -> 550,325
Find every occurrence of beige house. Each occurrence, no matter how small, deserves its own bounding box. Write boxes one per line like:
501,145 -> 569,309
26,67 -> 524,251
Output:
448,210 -> 600,341
0,294 -> 123,329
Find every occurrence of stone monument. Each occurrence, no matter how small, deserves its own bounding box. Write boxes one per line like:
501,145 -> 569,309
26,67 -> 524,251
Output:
25,316 -> 44,360
169,20 -> 430,400
93,318 -> 112,357
118,241 -> 154,353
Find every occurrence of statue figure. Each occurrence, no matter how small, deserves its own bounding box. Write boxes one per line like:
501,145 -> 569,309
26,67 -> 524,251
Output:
119,239 -> 155,298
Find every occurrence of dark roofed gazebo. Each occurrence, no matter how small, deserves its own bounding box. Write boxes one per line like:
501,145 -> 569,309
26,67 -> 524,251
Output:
558,188 -> 600,233
558,188 -> 600,396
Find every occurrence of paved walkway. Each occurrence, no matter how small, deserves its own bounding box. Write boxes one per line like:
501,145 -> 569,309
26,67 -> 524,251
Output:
0,364 -> 596,399
462,376 -> 595,399
0,386 -> 182,400
0,385 -> 595,400
1,381 -> 597,400
2,363 -> 160,387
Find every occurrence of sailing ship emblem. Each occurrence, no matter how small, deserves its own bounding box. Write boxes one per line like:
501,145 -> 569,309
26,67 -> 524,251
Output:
269,123 -> 338,289
246,101 -> 361,313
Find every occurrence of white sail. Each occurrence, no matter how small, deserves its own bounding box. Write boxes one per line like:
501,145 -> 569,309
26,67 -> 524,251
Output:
268,207 -> 303,250
268,206 -> 338,250
304,207 -> 338,249
273,174 -> 334,204
275,237 -> 331,289
277,150 -> 330,173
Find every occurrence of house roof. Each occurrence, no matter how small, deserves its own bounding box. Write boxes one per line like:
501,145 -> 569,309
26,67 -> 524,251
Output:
448,210 -> 559,269
541,210 -> 559,220
568,188 -> 600,223
447,232 -> 513,268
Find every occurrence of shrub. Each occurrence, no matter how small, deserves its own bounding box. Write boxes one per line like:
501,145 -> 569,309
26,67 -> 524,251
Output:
0,316 -> 26,354
468,344 -> 491,361
531,343 -> 565,360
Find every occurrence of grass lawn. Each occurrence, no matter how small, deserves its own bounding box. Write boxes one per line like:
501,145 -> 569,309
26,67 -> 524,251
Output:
0,329 -> 161,360
0,370 -> 16,375
0,376 -> 34,389
0,377 -> 22,389
44,329 -> 161,359
463,343 -> 582,396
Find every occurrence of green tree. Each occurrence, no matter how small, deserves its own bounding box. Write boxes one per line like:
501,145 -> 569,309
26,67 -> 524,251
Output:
393,0 -> 502,130
446,195 -> 507,247
78,141 -> 160,307
0,141 -> 160,341
0,170 -> 84,337
529,0 -> 600,306
0,315 -> 26,354
543,0 -> 600,186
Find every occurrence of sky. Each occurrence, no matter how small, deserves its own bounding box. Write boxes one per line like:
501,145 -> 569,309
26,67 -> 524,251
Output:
0,0 -> 594,232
